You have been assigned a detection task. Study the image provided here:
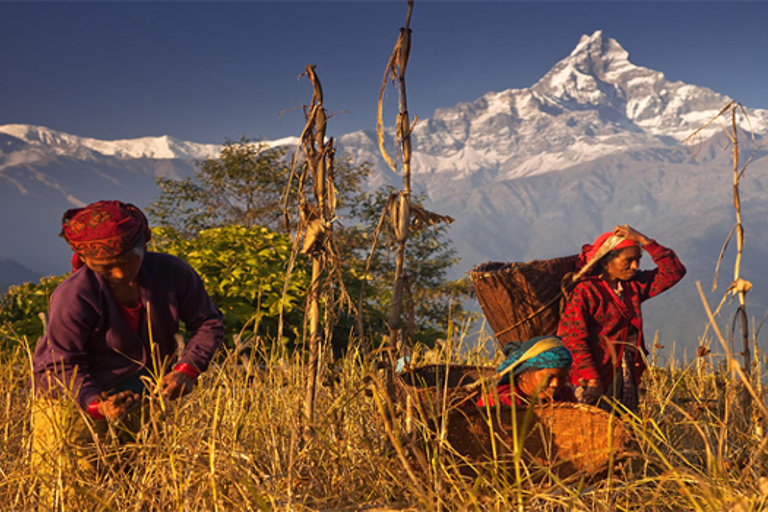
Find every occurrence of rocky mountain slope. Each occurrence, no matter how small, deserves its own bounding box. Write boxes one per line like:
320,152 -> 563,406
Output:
2,30 -> 767,353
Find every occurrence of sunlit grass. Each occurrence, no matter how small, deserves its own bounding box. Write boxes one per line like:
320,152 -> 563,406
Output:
2,325 -> 768,511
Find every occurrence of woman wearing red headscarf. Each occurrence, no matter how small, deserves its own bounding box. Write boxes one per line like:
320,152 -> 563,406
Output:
30,200 -> 224,497
557,224 -> 685,413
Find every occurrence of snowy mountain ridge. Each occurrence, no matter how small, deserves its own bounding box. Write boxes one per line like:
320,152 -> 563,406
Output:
338,30 -> 767,188
0,124 -> 222,161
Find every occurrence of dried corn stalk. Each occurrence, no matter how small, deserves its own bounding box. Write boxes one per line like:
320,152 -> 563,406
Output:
378,1 -> 415,363
371,0 -> 454,362
685,102 -> 767,418
281,65 -> 352,431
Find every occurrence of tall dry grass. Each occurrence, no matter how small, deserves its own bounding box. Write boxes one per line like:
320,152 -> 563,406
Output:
2,322 -> 768,511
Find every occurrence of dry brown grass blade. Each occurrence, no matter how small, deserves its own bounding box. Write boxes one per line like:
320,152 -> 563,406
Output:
377,41 -> 402,173
698,281 -> 768,423
711,224 -> 736,292
681,101 -> 735,149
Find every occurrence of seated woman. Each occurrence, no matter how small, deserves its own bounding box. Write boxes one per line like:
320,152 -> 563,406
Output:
477,335 -> 575,407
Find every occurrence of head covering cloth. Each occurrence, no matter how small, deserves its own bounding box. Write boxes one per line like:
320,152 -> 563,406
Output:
60,200 -> 151,272
496,335 -> 573,385
574,230 -> 641,274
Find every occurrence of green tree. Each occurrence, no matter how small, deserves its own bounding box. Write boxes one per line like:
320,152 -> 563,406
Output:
147,139 -> 291,236
147,139 -> 470,349
148,138 -> 370,238
339,188 -> 472,347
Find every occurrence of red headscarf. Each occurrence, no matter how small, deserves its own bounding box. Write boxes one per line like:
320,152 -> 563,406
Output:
60,200 -> 151,272
576,230 -> 640,271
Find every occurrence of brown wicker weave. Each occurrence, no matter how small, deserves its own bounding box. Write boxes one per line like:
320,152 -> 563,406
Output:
397,365 -> 630,479
470,255 -> 578,346
396,364 -> 497,422
445,402 -> 630,478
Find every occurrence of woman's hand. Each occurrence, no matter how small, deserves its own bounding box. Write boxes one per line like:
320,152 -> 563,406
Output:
97,390 -> 140,419
160,370 -> 195,399
578,378 -> 604,406
614,224 -> 652,246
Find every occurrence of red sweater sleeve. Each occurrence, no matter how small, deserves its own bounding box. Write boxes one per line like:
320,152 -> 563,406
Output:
633,240 -> 687,302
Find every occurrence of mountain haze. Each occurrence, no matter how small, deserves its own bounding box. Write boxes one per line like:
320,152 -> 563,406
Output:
2,30 -> 767,354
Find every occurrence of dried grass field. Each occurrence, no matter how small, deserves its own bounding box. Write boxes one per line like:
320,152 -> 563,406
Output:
2,325 -> 768,512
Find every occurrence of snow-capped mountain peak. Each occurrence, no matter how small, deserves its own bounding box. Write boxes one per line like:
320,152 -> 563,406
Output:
534,30 -> 635,104
532,31 -> 768,141
359,31 -> 768,185
570,30 -> 631,71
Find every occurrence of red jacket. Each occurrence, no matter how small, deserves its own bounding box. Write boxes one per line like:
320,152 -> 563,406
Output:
557,241 -> 686,390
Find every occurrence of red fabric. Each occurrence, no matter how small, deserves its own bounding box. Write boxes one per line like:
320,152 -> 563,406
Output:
477,383 -> 577,406
173,363 -> 200,380
118,302 -> 143,333
61,200 -> 151,271
576,231 -> 641,271
86,400 -> 105,420
477,384 -> 518,407
557,241 -> 686,390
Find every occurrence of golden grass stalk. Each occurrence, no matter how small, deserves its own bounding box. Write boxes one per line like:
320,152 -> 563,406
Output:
6,322 -> 768,509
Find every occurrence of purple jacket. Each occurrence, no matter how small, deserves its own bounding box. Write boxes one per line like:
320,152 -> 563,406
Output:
32,252 -> 224,410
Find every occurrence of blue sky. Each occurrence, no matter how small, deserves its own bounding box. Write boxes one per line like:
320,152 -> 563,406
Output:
1,1 -> 767,144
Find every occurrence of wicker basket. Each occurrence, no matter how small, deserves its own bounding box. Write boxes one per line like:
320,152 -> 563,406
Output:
446,402 -> 630,478
397,365 -> 630,479
396,364 -> 497,422
470,255 -> 578,345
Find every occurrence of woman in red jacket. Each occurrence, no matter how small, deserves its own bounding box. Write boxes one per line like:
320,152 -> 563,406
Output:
557,224 -> 686,413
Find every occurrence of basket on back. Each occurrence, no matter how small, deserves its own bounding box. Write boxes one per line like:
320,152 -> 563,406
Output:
470,255 -> 578,345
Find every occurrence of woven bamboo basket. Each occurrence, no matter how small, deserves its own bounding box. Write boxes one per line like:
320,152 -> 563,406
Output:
396,364 -> 497,422
397,365 -> 630,479
469,255 -> 578,345
445,402 -> 630,478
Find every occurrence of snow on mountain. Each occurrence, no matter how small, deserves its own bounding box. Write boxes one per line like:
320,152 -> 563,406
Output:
0,124 -> 222,161
341,30 -> 767,188
2,31 -> 768,350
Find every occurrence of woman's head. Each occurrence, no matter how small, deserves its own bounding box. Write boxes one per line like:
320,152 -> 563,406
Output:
497,335 -> 573,401
517,366 -> 570,401
60,200 -> 151,273
579,230 -> 642,280
601,245 -> 642,282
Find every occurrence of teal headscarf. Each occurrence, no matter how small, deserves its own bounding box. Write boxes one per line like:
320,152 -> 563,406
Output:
497,335 -> 573,385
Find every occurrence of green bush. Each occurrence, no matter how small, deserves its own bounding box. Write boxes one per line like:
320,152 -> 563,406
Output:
0,275 -> 67,343
152,225 -> 309,350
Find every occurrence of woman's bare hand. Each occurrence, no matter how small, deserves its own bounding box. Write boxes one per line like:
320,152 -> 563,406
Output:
97,390 -> 140,419
614,224 -> 651,246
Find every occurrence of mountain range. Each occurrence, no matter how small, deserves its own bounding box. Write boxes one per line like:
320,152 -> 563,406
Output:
2,30 -> 767,355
